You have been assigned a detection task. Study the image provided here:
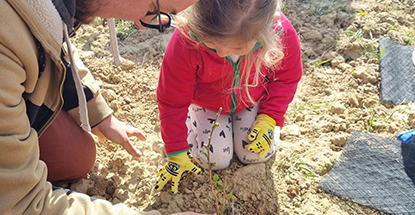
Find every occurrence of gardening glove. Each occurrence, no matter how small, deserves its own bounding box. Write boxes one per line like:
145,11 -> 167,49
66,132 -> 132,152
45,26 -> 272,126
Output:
155,151 -> 201,194
247,114 -> 276,159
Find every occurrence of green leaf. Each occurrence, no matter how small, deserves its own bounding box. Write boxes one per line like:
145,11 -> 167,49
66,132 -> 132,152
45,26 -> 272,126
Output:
226,193 -> 233,199
316,58 -> 332,66
207,195 -> 212,204
215,183 -> 224,190
299,166 -> 320,178
202,152 -> 208,158
379,48 -> 385,58
213,174 -> 219,182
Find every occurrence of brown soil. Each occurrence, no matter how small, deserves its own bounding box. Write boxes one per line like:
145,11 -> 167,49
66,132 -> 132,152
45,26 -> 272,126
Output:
67,0 -> 415,214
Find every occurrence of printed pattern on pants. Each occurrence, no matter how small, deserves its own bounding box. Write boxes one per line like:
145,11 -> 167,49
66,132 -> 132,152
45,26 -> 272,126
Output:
186,103 -> 279,170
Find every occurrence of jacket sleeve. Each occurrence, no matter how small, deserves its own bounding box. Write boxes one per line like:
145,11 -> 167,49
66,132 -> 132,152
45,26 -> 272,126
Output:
64,43 -> 113,128
0,1 -> 157,214
157,29 -> 198,155
259,16 -> 303,127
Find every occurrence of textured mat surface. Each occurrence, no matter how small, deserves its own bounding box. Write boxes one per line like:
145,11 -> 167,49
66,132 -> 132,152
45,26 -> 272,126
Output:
379,38 -> 415,104
318,131 -> 415,214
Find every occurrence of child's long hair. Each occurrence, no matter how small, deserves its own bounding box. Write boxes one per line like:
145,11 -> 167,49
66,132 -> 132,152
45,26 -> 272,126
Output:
176,0 -> 284,105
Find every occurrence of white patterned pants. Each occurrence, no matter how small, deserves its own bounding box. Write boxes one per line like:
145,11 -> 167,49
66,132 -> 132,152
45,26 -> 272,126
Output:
186,103 -> 280,170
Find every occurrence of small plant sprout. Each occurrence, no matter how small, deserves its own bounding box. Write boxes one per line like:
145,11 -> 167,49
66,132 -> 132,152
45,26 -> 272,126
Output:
366,110 -> 396,132
367,110 -> 376,132
351,68 -> 357,78
275,149 -> 322,178
379,48 -> 385,59
299,166 -> 320,178
354,29 -> 365,40
369,31 -> 374,40
204,107 -> 233,215
316,58 -> 332,67
405,31 -> 414,45
386,26 -> 398,33
312,0 -> 346,16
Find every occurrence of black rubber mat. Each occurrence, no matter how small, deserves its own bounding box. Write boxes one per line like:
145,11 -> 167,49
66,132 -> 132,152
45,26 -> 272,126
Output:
379,38 -> 415,104
318,131 -> 415,214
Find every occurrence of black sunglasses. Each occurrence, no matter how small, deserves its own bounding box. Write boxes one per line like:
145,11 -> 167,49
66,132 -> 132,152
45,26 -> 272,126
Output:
139,0 -> 172,33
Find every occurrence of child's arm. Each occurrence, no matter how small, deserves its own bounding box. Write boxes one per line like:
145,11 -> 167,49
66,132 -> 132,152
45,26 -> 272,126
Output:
156,29 -> 201,194
259,15 -> 303,127
157,29 -> 199,155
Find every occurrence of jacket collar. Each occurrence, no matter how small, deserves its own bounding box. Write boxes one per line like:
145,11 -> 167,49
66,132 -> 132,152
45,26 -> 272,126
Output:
51,0 -> 76,34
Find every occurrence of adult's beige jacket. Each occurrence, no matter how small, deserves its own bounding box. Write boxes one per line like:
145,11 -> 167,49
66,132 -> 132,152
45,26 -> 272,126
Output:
0,0 -> 159,214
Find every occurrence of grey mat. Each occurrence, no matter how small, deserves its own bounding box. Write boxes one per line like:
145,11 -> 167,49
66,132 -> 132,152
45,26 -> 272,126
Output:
318,131 -> 415,214
379,38 -> 415,104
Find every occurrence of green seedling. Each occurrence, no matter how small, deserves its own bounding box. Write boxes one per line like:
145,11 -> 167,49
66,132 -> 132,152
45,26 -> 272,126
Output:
369,30 -> 374,40
367,110 -> 396,132
159,42 -> 167,55
405,32 -> 414,45
106,61 -> 114,75
354,29 -> 365,40
377,111 -> 396,130
113,19 -> 139,42
386,26 -> 398,33
289,101 -> 331,120
207,195 -> 213,205
316,58 -> 332,67
275,149 -> 325,179
351,68 -> 356,78
203,107 -> 233,215
287,150 -> 314,172
301,52 -> 309,65
312,0 -> 347,16
289,101 -> 311,120
361,43 -> 383,63
379,48 -> 385,59
344,29 -> 365,40
367,110 -> 376,132
299,166 -> 320,178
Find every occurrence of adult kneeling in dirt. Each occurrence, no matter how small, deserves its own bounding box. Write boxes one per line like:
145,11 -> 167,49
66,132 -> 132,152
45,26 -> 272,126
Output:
0,0 -> 206,214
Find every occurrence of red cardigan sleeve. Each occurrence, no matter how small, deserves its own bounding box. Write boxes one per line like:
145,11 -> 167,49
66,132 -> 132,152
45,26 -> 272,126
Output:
157,29 -> 198,155
259,14 -> 303,127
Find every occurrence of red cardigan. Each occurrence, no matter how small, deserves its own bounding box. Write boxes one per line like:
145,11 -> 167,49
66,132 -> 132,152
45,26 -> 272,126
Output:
157,12 -> 303,155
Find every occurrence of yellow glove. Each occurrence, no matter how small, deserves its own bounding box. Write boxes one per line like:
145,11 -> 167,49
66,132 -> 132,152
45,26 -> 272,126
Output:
247,114 -> 276,159
155,151 -> 201,194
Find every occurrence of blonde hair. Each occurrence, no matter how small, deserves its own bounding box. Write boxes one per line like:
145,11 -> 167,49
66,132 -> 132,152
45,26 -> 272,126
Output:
176,0 -> 284,105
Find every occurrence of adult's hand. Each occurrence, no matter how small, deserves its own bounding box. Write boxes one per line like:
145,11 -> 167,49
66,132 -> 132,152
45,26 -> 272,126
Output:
91,115 -> 146,157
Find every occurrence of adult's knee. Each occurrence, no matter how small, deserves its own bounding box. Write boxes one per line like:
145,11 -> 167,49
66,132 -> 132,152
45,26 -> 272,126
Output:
39,111 -> 97,183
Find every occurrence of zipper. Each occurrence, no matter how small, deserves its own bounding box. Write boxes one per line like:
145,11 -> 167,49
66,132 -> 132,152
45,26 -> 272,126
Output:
38,59 -> 66,136
224,56 -> 241,116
